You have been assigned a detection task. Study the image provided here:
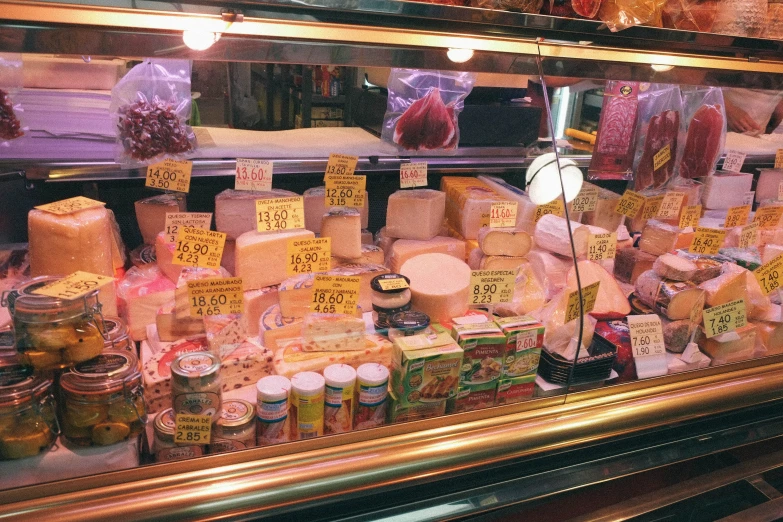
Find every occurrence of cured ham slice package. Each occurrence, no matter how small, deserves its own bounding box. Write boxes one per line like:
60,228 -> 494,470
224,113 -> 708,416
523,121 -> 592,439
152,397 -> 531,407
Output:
678,87 -> 727,180
0,53 -> 25,145
381,69 -> 476,152
632,84 -> 684,191
588,81 -> 640,181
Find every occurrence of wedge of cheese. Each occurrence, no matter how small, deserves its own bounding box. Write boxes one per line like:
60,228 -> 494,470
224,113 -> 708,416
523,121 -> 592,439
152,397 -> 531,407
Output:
653,253 -> 698,281
581,184 -> 623,232
156,301 -> 204,342
467,249 -> 527,271
698,324 -> 757,364
134,194 -> 186,245
386,189 -> 446,241
756,169 -> 783,204
527,249 -> 570,300
400,253 -> 471,322
117,265 -> 176,341
260,304 -> 303,350
235,228 -> 315,290
531,290 -> 596,361
301,313 -> 366,352
387,236 -> 466,273
494,262 -> 546,316
273,334 -> 392,378
565,260 -> 631,320
756,321 -> 783,355
534,214 -> 609,258
639,220 -> 692,256
635,270 -> 705,320
204,314 -> 248,358
332,244 -> 385,267
279,274 -> 316,319
244,286 -> 279,336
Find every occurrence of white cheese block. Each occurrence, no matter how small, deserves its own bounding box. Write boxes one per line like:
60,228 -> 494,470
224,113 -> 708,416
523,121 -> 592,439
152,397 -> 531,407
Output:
134,194 -> 186,245
639,220 -> 693,256
156,301 -> 204,342
321,208 -> 362,259
477,227 -> 533,257
533,214 -> 609,258
273,334 -> 392,378
526,249 -> 570,300
477,175 -> 539,233
235,228 -> 315,290
653,253 -> 698,281
204,314 -> 248,358
244,286 -> 279,336
215,188 -> 298,240
303,186 -> 369,233
701,172 -> 753,210
441,177 -> 509,240
154,232 -> 183,283
301,313 -> 366,351
387,236 -> 466,273
755,169 -> 783,204
117,265 -> 176,341
400,253 -> 471,322
385,189 -> 446,241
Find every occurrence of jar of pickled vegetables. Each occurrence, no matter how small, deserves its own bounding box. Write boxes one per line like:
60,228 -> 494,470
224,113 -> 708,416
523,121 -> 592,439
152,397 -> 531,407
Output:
0,355 -> 59,459
59,350 -> 146,446
3,276 -> 106,371
101,316 -> 132,352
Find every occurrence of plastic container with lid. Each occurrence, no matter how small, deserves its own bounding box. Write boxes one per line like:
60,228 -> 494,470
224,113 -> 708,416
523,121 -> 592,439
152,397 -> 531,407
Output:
0,355 -> 59,459
59,350 -> 146,446
171,352 -> 222,422
323,364 -> 356,435
100,316 -> 132,352
209,399 -> 257,453
370,274 -> 412,331
290,371 -> 325,440
256,375 -> 291,446
387,310 -> 431,342
2,276 -> 106,371
153,408 -> 204,462
354,363 -> 389,430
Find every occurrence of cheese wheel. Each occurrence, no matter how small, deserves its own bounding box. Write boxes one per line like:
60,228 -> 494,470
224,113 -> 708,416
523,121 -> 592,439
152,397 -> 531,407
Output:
400,253 -> 471,322
477,227 -> 533,257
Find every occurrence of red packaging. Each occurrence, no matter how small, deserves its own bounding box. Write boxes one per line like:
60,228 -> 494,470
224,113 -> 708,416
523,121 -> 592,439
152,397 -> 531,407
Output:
588,81 -> 640,181
594,319 -> 638,383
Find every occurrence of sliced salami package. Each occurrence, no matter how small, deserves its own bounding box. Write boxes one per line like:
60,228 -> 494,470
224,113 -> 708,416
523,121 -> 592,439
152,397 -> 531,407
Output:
0,53 -> 25,146
632,83 -> 684,191
677,86 -> 727,180
588,81 -> 640,181
381,69 -> 476,153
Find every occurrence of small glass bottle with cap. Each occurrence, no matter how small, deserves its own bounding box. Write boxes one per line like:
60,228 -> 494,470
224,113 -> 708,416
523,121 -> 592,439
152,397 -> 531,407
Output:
256,375 -> 291,446
370,274 -> 412,331
153,408 -> 204,462
171,352 -> 222,422
354,363 -> 389,430
209,399 -> 257,453
323,364 -> 356,435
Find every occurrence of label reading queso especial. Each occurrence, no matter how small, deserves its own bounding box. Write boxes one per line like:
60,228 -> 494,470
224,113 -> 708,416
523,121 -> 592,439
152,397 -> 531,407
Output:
642,195 -> 665,220
235,158 -> 272,191
722,151 -> 746,173
533,200 -> 564,223
627,314 -> 665,358
653,144 -> 671,172
469,270 -> 517,305
564,281 -> 600,324
656,192 -> 685,220
35,196 -> 106,215
569,185 -> 599,213
615,190 -> 645,219
754,253 -> 783,295
754,206 -> 783,229
173,227 -> 226,269
491,201 -> 519,228
724,205 -> 751,228
311,275 -> 360,316
588,232 -> 617,261
378,277 -> 409,291
400,162 -> 427,189
702,299 -> 747,338
324,174 -> 366,208
256,196 -> 304,232
739,221 -> 760,249
679,205 -> 701,229
32,271 -> 114,300
287,237 -> 330,276
163,212 -> 212,244
689,227 -> 727,255
325,153 -> 358,176
174,414 -> 212,444
146,159 -> 192,193
188,277 -> 244,317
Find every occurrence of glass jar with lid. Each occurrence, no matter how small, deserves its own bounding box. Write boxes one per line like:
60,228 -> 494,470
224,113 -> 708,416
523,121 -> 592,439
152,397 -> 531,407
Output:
208,399 -> 257,453
100,316 -> 132,352
59,350 -> 146,446
153,408 -> 204,463
0,355 -> 59,459
3,276 -> 106,371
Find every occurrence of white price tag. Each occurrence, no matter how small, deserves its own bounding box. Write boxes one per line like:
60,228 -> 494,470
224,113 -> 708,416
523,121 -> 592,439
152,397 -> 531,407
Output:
400,162 -> 427,189
235,159 -> 273,191
627,314 -> 666,358
722,151 -> 746,173
743,191 -> 756,206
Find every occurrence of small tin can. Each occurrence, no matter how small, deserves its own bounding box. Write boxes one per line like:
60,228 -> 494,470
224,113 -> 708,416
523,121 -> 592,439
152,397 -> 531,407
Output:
209,399 -> 256,453
171,352 -> 222,422
153,408 -> 204,462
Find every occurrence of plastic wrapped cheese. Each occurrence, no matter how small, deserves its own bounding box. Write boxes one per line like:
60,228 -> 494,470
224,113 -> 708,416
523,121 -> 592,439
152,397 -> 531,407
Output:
273,334 -> 392,378
204,314 -> 248,358
477,227 -> 533,257
653,253 -> 698,281
477,175 -> 539,233
531,290 -> 597,361
697,324 -> 757,364
117,265 -> 176,341
701,172 -> 753,209
154,232 -> 182,283
155,301 -> 204,341
215,188 -> 298,240
639,220 -> 692,256
441,177 -> 509,240
385,189 -> 446,241
134,193 -> 186,245
534,214 -> 609,258
494,262 -> 547,316
301,313 -> 366,352
565,260 -> 631,320
635,270 -> 705,320
527,249 -> 570,300
400,253 -> 471,322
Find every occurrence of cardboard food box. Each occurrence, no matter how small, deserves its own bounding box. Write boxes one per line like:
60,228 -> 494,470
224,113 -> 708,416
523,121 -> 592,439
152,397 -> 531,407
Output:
451,322 -> 506,386
391,332 -> 463,408
496,374 -> 536,405
495,316 -> 545,378
446,381 -> 498,414
387,390 -> 447,424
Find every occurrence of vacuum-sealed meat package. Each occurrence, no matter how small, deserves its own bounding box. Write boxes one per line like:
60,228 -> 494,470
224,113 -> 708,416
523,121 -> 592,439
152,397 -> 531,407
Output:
110,59 -> 196,166
0,53 -> 24,145
381,69 -> 476,152
598,0 -> 666,31
633,84 -> 683,191
678,87 -> 726,180
588,81 -> 640,181
661,0 -> 717,31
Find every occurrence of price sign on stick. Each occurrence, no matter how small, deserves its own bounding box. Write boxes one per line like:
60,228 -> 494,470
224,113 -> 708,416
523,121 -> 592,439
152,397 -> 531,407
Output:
754,253 -> 783,295
490,201 -> 518,228
164,212 -> 212,244
175,414 -> 212,444
534,200 -> 565,223
679,205 -> 701,229
256,197 -> 305,232
722,151 -> 746,173
657,192 -> 685,220
400,162 -> 427,188
641,195 -> 664,220
324,175 -> 366,208
311,275 -> 360,315
146,159 -> 192,193
173,227 -> 226,269
724,205 -> 751,228
188,278 -> 244,317
235,159 -> 272,191
570,185 -> 598,213
469,270 -> 517,305
627,314 -> 666,358
564,281 -> 600,324
754,206 -> 783,229
33,271 -> 114,300
587,232 -> 617,261
287,237 -> 331,276
702,299 -> 747,338
325,154 -> 358,176
689,227 -> 726,255
615,190 -> 646,219
739,222 -> 760,249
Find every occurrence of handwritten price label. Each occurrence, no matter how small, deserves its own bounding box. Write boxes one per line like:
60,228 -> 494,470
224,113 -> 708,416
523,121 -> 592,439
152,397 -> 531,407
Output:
187,277 -> 244,317
325,153 -> 358,176
173,227 -> 226,269
469,270 -> 517,305
724,205 -> 751,228
32,271 -> 114,300
564,281 -> 600,324
627,314 -> 666,358
754,253 -> 783,295
287,237 -> 331,276
689,227 -> 726,255
722,151 -> 746,173
754,206 -> 783,229
235,159 -> 272,191
702,299 -> 746,338
615,190 -> 646,219
533,200 -> 565,223
324,174 -> 366,208
740,222 -> 760,249
642,195 -> 665,220
657,192 -> 685,220
679,205 -> 701,229
569,185 -> 599,213
163,212 -> 212,244
491,201 -> 518,228
400,162 -> 428,189
653,144 -> 671,172
743,191 -> 756,206
587,232 -> 617,261
256,197 -> 304,232
311,275 -> 360,316
775,149 -> 783,169
146,159 -> 192,193
174,414 -> 212,444
35,196 -> 106,215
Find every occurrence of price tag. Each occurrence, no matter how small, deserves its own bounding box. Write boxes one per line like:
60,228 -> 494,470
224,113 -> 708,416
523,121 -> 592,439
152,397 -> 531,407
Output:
400,162 -> 427,189
163,212 -> 212,244
516,330 -> 539,351
569,184 -> 599,213
641,195 -> 665,220
702,299 -> 747,338
690,291 -> 706,325
174,414 -> 212,444
754,206 -> 783,229
32,271 -> 114,300
173,227 -> 226,269
656,192 -> 685,220
378,277 -> 409,291
615,190 -> 646,219
754,253 -> 783,295
187,277 -> 244,317
469,270 -> 517,305
256,197 -> 305,232
627,314 -> 666,358
679,205 -> 701,229
35,196 -> 106,215
325,153 -> 358,176
775,149 -> 783,169
653,144 -> 671,172
324,174 -> 366,208
145,159 -> 192,193
235,158 -> 272,191
311,275 -> 360,315
286,237 -> 331,276
588,232 -> 617,261
533,200 -> 564,223
490,201 -> 519,228
778,183 -> 783,201
743,191 -> 756,206
688,227 -> 726,255
739,221 -> 760,249
724,205 -> 751,228
722,151 -> 746,173
564,281 -> 600,324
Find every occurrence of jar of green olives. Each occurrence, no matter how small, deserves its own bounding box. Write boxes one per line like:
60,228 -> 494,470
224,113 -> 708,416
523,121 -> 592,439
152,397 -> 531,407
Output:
0,355 -> 59,459
3,276 -> 106,371
59,350 -> 146,446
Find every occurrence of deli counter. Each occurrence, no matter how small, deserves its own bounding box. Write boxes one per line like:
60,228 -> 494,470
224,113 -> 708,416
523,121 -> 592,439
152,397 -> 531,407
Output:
3,0 -> 783,520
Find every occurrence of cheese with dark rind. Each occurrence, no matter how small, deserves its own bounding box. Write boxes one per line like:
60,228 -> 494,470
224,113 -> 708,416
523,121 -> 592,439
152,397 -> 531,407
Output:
614,248 -> 657,284
635,270 -> 705,320
653,253 -> 698,281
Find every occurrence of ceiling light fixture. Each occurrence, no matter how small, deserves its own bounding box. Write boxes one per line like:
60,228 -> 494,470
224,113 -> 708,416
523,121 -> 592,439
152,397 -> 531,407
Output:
447,48 -> 474,63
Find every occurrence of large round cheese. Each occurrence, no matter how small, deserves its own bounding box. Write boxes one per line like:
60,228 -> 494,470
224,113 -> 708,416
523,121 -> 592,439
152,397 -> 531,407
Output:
400,253 -> 471,322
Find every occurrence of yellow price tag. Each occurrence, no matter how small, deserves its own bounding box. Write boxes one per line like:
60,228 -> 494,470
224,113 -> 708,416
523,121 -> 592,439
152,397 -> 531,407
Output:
722,151 -> 746,173
679,205 -> 701,229
754,253 -> 783,295
627,314 -> 666,358
325,153 -> 358,176
173,227 -> 226,269
35,196 -> 106,215
32,271 -> 114,300
754,206 -> 783,229
311,275 -> 360,315
739,221 -> 760,249
653,144 -> 671,172
569,185 -> 599,213
642,195 -> 665,220
187,277 -> 244,317
174,414 -> 212,444
564,281 -> 600,324
163,212 -> 212,244
287,237 -> 331,276
656,192 -> 685,220
775,149 -> 783,169
533,200 -> 564,223
491,201 -> 519,228
778,182 -> 783,201
469,270 -> 517,305
702,299 -> 747,338
615,190 -> 646,219
400,162 -> 428,189
256,196 -> 305,232
688,227 -> 726,255
588,232 -> 617,261
235,158 -> 273,191
377,277 -> 409,291
146,159 -> 192,193
724,205 -> 751,228
324,174 -> 366,208
690,291 -> 706,325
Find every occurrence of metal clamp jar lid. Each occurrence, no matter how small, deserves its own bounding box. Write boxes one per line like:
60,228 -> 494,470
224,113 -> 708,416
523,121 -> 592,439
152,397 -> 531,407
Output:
2,275 -> 104,324
100,316 -> 131,351
60,350 -> 142,395
0,355 -> 54,410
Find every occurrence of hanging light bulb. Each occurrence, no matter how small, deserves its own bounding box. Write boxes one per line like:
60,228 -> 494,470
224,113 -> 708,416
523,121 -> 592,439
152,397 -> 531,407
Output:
183,28 -> 220,51
651,64 -> 674,72
447,48 -> 474,63
525,152 -> 584,205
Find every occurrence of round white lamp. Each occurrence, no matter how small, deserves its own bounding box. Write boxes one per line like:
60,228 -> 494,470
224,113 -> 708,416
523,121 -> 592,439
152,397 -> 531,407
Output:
525,152 -> 584,205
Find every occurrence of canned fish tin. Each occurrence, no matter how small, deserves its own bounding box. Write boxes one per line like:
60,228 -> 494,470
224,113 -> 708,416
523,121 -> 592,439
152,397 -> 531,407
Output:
354,363 -> 388,430
256,375 -> 291,446
290,371 -> 325,440
209,399 -> 256,453
171,352 -> 221,422
153,408 -> 204,462
323,364 -> 356,434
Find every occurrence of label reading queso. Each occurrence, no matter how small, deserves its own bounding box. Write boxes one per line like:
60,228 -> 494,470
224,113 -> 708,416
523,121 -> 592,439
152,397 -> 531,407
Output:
173,227 -> 226,269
